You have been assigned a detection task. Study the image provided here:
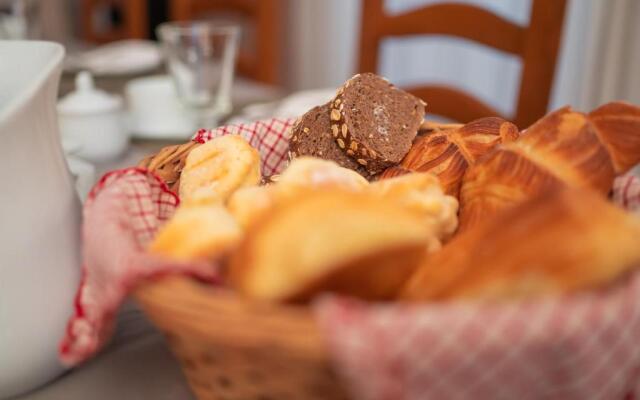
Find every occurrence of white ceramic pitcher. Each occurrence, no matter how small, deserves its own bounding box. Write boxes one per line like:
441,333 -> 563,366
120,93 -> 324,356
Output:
0,41 -> 82,398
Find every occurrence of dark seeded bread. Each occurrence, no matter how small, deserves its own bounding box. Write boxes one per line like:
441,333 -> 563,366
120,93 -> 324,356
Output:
330,73 -> 425,174
289,103 -> 370,178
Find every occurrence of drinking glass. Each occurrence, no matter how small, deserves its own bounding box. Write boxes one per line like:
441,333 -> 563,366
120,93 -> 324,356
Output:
157,20 -> 240,129
0,0 -> 41,40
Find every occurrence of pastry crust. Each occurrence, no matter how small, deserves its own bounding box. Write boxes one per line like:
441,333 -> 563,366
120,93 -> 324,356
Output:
229,190 -> 440,302
588,101 -> 640,173
458,103 -> 640,229
381,117 -> 518,196
515,107 -> 615,192
459,147 -> 566,230
401,187 -> 640,302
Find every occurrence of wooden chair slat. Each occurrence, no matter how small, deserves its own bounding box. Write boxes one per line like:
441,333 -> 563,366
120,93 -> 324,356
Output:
407,85 -> 504,123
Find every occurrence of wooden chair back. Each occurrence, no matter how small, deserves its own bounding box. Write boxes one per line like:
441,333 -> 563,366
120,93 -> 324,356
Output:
358,0 -> 567,127
81,0 -> 147,43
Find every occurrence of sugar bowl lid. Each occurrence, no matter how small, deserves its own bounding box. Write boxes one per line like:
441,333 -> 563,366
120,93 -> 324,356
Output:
57,71 -> 122,115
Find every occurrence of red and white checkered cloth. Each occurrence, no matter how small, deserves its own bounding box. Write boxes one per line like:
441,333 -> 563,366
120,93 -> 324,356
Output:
60,119 -> 294,365
60,118 -> 640,400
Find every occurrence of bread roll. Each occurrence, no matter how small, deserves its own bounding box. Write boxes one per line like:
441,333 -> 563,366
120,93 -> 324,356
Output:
229,190 -> 440,302
289,103 -> 369,177
149,205 -> 242,262
370,172 -> 459,241
277,157 -> 368,191
401,187 -> 640,302
179,135 -> 261,205
228,157 -> 370,231
227,185 -> 275,230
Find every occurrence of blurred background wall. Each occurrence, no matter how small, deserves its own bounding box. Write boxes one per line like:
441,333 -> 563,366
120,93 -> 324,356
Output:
23,0 -> 640,115
286,0 -> 640,114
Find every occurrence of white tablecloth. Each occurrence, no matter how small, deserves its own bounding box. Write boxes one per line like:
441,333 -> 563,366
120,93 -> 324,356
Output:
15,303 -> 194,400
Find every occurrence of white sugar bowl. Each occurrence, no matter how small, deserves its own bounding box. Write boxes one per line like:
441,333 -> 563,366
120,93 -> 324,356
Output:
58,71 -> 129,162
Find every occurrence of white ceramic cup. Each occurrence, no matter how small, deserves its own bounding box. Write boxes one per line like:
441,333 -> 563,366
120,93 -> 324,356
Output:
125,75 -> 197,140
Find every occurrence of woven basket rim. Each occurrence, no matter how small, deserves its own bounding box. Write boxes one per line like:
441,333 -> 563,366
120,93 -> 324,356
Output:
135,276 -> 327,358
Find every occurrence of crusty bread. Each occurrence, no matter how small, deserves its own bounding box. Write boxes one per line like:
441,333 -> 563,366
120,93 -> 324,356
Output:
179,135 -> 261,205
380,117 -> 519,196
228,157 -> 370,231
330,73 -> 425,175
289,103 -> 369,177
228,160 -> 460,245
229,190 -> 439,302
459,102 -> 640,230
401,187 -> 640,302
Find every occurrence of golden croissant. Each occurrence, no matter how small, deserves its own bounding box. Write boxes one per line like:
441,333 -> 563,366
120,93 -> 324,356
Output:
401,186 -> 640,302
380,117 -> 519,196
459,101 -> 640,229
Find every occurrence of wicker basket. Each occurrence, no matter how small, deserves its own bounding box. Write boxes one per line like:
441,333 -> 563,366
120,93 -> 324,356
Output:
135,277 -> 349,400
132,121 -> 462,400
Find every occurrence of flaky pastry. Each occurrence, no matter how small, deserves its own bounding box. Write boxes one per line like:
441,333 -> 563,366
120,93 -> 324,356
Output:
459,102 -> 640,230
401,187 -> 640,302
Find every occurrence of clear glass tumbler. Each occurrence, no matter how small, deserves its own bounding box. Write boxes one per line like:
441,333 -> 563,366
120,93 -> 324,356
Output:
157,21 -> 240,129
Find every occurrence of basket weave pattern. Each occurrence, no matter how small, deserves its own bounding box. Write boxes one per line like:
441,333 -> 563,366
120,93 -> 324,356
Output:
136,278 -> 349,400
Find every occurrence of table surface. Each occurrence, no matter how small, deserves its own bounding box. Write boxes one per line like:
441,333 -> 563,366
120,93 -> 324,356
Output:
13,72 -> 285,400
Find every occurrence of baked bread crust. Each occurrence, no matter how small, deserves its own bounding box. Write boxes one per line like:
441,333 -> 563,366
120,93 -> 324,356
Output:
329,73 -> 425,175
289,103 -> 369,177
381,117 -> 518,196
179,135 -> 261,205
149,205 -> 242,262
229,190 -> 439,302
401,186 -> 640,302
459,102 -> 640,229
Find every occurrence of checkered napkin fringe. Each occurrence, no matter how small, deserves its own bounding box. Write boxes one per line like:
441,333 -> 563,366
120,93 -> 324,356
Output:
60,118 -> 640,400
